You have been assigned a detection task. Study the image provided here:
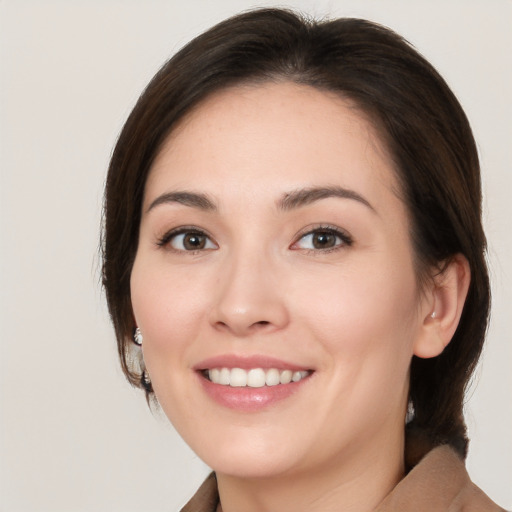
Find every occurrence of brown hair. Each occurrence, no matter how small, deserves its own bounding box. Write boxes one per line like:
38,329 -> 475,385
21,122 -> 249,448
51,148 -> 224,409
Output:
102,8 -> 490,457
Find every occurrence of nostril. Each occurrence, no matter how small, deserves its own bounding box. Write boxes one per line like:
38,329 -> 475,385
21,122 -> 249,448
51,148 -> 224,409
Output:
252,320 -> 270,328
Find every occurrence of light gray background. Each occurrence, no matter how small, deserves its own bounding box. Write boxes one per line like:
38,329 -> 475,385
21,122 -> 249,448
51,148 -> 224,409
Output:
1,1 -> 510,510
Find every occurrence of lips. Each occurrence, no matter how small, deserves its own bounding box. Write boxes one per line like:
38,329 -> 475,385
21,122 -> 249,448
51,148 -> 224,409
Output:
194,355 -> 314,411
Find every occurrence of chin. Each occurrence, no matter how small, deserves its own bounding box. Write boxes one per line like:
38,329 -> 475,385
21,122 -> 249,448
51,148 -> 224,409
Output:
183,427 -> 306,479
207,452 -> 299,479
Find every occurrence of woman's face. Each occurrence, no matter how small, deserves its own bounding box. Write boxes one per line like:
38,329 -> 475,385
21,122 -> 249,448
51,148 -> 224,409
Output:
131,82 -> 431,478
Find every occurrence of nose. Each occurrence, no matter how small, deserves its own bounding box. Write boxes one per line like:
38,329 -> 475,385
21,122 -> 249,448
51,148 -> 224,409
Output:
209,253 -> 289,337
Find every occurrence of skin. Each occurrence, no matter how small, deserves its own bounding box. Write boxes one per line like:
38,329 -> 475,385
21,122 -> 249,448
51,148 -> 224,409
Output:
130,82 -> 469,512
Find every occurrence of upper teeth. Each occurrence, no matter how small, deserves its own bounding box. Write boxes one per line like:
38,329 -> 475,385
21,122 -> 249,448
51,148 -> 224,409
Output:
207,368 -> 310,388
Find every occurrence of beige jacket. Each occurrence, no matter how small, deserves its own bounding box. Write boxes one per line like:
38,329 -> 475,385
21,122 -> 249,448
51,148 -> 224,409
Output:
180,445 -> 506,511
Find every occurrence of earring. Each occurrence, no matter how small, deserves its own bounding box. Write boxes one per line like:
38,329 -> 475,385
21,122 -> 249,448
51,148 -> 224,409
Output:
141,370 -> 152,391
430,311 -> 437,319
132,327 -> 152,392
405,400 -> 415,423
133,327 -> 143,346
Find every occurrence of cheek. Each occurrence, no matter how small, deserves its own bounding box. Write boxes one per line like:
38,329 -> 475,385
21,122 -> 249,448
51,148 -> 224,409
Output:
130,259 -> 213,425
130,259 -> 210,367
292,257 -> 419,367
295,261 -> 419,429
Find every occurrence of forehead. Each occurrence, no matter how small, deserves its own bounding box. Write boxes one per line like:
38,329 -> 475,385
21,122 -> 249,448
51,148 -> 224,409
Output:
145,82 -> 399,209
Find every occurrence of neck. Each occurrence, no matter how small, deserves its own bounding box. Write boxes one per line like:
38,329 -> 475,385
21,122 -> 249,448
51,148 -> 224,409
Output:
216,432 -> 405,512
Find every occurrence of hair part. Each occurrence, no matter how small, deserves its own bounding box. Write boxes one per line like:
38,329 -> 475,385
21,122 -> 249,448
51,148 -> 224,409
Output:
102,8 -> 490,456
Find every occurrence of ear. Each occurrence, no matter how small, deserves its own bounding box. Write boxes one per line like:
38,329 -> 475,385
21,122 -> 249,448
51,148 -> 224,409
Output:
413,254 -> 471,359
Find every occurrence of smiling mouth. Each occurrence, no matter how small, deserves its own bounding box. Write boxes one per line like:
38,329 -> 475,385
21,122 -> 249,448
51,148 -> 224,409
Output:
202,367 -> 312,388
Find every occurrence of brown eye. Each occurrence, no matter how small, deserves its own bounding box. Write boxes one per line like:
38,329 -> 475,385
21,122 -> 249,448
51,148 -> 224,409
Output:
167,231 -> 217,251
312,231 -> 337,249
292,227 -> 352,252
183,233 -> 207,250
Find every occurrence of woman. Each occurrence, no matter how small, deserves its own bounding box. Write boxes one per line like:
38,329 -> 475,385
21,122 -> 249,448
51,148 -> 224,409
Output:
102,8 -> 505,511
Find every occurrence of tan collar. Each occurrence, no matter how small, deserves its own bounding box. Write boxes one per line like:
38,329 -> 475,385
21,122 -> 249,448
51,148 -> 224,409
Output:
180,472 -> 218,512
375,444 -> 504,511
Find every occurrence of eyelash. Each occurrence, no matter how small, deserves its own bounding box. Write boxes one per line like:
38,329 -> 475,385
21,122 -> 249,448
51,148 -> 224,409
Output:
291,225 -> 353,254
156,226 -> 217,253
156,224 -> 353,254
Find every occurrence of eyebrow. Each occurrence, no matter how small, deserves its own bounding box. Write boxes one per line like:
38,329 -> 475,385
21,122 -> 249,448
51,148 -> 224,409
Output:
277,186 -> 376,213
146,185 -> 375,215
146,191 -> 217,213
